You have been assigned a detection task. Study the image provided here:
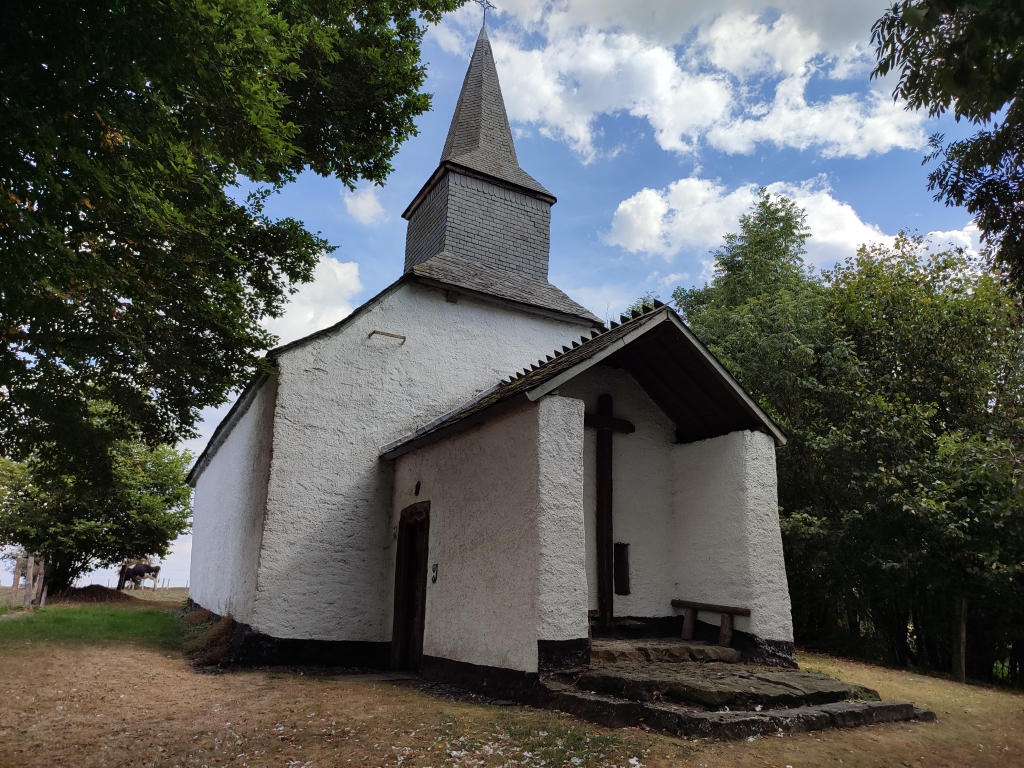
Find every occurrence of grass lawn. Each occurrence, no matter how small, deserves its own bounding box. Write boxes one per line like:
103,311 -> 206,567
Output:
0,604 -> 180,649
0,602 -> 1021,767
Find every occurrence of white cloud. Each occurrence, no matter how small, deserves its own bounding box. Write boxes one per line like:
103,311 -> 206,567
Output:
927,223 -> 983,258
494,31 -> 732,160
437,3 -> 924,161
659,272 -> 689,287
708,77 -> 927,158
343,186 -> 389,226
606,175 -> 893,266
262,256 -> 362,347
697,12 -> 819,78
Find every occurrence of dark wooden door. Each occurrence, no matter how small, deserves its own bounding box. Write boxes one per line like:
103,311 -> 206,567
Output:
391,501 -> 430,671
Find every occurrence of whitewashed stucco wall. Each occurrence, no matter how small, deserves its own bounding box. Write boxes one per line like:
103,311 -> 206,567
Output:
250,283 -> 589,641
391,396 -> 587,673
190,376 -> 277,624
558,367 -> 792,642
535,396 -> 589,644
558,367 -> 677,618
672,430 -> 793,642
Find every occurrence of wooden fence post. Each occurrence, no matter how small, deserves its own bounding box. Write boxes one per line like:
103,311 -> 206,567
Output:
33,561 -> 46,606
9,556 -> 23,606
22,556 -> 34,608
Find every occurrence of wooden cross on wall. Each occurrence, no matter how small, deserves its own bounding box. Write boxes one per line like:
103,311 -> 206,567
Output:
584,394 -> 634,629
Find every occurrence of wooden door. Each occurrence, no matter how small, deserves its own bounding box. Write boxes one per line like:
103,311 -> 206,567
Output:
391,501 -> 430,671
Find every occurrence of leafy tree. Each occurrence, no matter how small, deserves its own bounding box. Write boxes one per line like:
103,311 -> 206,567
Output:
667,192 -> 1024,681
872,0 -> 1024,291
0,0 -> 462,464
627,291 -> 660,314
0,439 -> 192,593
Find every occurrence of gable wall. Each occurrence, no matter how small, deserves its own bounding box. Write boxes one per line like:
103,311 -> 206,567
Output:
189,375 -> 277,624
558,367 -> 677,617
250,283 -> 589,641
390,397 -> 586,673
558,367 -> 793,643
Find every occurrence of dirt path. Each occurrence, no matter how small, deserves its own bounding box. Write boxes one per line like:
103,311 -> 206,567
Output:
0,644 -> 1021,767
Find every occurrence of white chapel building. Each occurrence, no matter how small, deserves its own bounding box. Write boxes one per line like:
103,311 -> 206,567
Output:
188,26 -> 795,695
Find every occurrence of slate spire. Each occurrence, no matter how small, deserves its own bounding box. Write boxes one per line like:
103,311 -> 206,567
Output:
438,26 -> 549,196
398,21 -> 601,325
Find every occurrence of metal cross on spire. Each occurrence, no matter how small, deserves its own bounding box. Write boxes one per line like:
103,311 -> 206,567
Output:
474,0 -> 495,26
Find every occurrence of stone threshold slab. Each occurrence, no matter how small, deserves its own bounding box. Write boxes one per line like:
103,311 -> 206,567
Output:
545,688 -> 935,740
551,662 -> 854,710
591,639 -> 741,665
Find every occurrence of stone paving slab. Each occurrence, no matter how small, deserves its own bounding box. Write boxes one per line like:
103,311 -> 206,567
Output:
563,662 -> 854,710
545,687 -> 929,740
591,638 -> 741,665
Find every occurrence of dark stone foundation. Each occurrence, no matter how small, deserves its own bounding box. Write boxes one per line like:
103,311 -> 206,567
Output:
420,655 -> 541,704
538,638 -> 590,671
185,599 -> 390,669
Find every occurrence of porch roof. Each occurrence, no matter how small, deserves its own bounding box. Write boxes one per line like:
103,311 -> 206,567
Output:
379,302 -> 786,460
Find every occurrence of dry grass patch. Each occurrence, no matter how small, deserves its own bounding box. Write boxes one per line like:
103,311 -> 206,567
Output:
0,644 -> 662,767
677,651 -> 1024,767
0,637 -> 1022,768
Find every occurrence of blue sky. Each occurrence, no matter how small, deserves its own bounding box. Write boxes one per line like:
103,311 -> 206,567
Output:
37,0 -> 982,589
252,0 -> 979,330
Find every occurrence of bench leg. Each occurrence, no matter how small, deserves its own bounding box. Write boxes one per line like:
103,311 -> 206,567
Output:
719,613 -> 733,647
681,608 -> 696,641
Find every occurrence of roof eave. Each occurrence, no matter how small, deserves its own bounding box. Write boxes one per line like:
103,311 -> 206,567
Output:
663,313 -> 788,446
409,273 -> 603,327
401,160 -> 557,221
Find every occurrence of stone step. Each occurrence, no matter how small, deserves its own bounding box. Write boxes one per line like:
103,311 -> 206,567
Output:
591,638 -> 741,665
559,663 -> 855,710
545,688 -> 933,740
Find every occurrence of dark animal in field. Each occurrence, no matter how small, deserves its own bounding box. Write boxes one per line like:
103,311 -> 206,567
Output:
124,563 -> 160,589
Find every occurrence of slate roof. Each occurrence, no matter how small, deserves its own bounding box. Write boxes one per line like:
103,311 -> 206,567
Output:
439,26 -> 551,197
410,252 -> 602,324
379,302 -> 787,460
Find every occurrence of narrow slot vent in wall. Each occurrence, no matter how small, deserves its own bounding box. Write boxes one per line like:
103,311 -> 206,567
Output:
614,542 -> 630,596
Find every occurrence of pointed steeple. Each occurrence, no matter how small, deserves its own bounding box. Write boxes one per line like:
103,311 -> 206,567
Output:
438,26 -> 550,196
398,22 -> 601,326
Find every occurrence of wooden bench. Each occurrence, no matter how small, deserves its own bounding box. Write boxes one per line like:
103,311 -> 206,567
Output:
671,599 -> 751,648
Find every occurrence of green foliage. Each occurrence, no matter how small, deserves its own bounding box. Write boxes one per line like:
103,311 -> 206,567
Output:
627,291 -> 660,314
0,0 -> 463,463
665,191 -> 1024,680
0,432 -> 193,591
0,605 -> 182,649
871,0 -> 1024,291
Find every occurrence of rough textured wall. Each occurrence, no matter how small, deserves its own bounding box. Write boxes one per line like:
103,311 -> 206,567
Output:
391,396 -> 587,673
444,174 -> 550,280
252,283 -> 587,641
404,172 -> 551,279
404,174 -> 449,271
190,376 -> 277,624
672,430 -> 793,642
393,403 -> 541,673
558,367 -> 677,617
534,396 -> 588,643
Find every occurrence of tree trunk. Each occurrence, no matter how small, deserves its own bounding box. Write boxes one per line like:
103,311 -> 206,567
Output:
32,560 -> 46,606
39,563 -> 51,608
9,556 -> 23,606
116,562 -> 129,592
846,605 -> 861,639
952,596 -> 967,683
21,556 -> 34,608
1010,638 -> 1023,687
